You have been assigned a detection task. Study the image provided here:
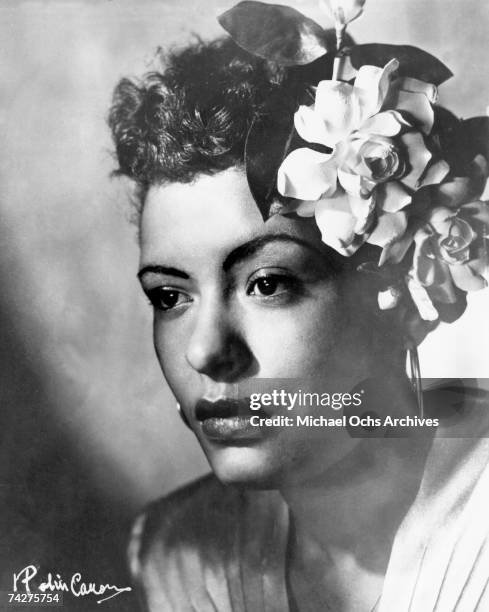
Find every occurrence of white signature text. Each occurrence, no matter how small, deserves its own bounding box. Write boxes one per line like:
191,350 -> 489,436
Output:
13,565 -> 132,604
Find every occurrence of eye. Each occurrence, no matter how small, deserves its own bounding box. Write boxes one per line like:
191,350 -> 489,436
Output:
247,273 -> 300,300
146,287 -> 192,312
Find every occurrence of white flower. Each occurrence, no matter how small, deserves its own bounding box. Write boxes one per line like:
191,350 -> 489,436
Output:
411,201 -> 489,310
277,59 -> 448,258
320,0 -> 366,26
403,157 -> 489,322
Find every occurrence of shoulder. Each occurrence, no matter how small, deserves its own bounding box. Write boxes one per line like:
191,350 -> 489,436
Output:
127,474 -> 289,610
129,474 -> 240,575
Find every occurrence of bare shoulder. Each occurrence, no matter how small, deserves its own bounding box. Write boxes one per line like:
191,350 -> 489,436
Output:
128,474 -> 244,574
127,476 -> 289,610
127,475 -> 288,611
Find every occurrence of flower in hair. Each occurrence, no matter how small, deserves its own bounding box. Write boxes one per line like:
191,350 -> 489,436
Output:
219,0 -> 489,324
277,59 -> 449,257
376,157 -> 489,320
408,200 -> 489,319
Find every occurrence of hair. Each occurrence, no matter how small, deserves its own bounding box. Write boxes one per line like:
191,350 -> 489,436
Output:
108,37 -> 290,209
108,35 -> 465,336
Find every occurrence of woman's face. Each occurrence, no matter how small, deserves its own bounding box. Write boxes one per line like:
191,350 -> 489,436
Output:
139,168 -> 393,487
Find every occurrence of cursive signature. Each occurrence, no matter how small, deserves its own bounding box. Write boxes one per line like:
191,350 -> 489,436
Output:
13,565 -> 132,604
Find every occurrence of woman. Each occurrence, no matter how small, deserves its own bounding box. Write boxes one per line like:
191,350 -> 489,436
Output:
108,3 -> 489,610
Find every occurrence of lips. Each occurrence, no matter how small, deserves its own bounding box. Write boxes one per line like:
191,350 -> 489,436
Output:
194,398 -> 265,442
195,398 -> 253,421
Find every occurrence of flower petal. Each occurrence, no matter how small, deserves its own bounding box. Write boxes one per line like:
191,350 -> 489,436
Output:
412,226 -> 453,289
449,263 -> 487,292
337,168 -> 375,198
294,105 -> 331,146
468,154 -> 489,196
392,90 -> 434,134
354,59 -> 399,120
468,256 -> 489,283
433,158 -> 487,206
278,199 -> 316,217
367,210 -> 408,248
415,252 -> 440,287
295,201 -> 317,217
314,80 -> 360,145
314,193 -> 360,255
349,193 -> 376,234
277,148 -> 337,200
425,276 -> 458,304
460,201 -> 489,227
397,77 -> 438,104
419,159 -> 450,188
338,168 -> 363,197
379,228 -> 416,266
426,206 -> 455,235
433,177 -> 476,208
339,137 -> 369,177
377,181 -> 412,212
399,132 -> 432,190
406,275 -> 439,321
359,110 -> 409,137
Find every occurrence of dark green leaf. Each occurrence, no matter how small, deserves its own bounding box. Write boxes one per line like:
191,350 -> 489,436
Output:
244,94 -> 297,219
350,44 -> 452,85
218,1 -> 330,66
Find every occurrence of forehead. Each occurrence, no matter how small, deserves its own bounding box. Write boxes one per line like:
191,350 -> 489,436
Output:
139,168 -> 322,267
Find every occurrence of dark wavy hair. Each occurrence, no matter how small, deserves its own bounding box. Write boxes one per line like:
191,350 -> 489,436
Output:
108,37 -> 290,208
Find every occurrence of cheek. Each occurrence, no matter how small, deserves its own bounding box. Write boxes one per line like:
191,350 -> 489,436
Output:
242,290 -> 347,378
243,287 -> 379,388
152,317 -> 196,401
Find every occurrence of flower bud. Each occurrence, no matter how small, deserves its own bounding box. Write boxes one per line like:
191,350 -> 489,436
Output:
438,217 -> 475,265
320,0 -> 366,26
359,136 -> 404,183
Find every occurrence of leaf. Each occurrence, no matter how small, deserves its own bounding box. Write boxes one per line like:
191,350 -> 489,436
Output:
461,117 -> 489,162
244,94 -> 297,219
350,44 -> 453,85
218,1 -> 330,66
432,112 -> 489,176
431,105 -> 467,174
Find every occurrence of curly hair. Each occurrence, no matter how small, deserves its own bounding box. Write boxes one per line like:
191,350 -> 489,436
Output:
108,37 -> 291,206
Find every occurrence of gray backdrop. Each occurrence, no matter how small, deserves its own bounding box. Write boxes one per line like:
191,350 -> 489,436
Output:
1,0 -> 488,609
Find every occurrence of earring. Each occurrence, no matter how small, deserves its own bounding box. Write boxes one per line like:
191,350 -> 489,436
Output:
408,345 -> 424,418
176,402 -> 191,429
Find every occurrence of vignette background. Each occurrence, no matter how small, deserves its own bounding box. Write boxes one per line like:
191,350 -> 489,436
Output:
1,1 -> 488,609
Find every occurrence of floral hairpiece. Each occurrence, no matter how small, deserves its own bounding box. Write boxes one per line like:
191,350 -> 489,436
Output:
218,0 -> 489,327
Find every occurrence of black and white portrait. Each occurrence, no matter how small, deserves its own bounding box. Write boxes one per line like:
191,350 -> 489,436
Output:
1,1 -> 489,610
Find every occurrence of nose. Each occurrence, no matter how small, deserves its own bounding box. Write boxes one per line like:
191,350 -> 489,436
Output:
185,300 -> 254,382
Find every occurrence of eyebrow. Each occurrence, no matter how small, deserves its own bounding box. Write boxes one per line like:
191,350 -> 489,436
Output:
137,234 -> 321,281
137,266 -> 189,281
222,234 -> 322,271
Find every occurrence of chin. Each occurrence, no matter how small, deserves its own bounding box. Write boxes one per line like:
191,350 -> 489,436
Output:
205,445 -> 289,490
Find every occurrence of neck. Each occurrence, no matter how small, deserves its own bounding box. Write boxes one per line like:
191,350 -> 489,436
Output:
280,373 -> 435,573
